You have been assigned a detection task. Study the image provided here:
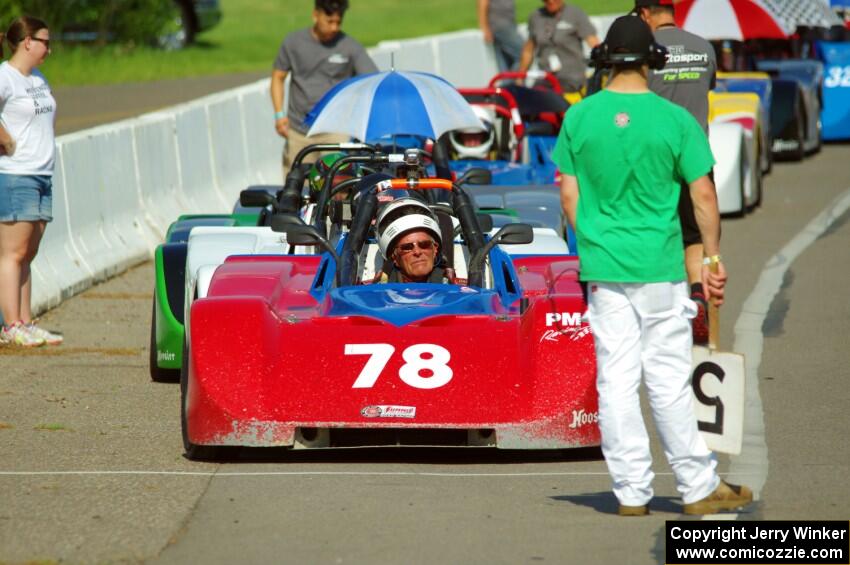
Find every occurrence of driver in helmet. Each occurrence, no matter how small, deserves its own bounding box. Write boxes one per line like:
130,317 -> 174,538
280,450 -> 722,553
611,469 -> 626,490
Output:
448,105 -> 498,161
308,152 -> 361,201
374,197 -> 448,284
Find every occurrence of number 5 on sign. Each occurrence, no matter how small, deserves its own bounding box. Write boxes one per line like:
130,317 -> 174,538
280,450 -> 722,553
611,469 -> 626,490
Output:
345,343 -> 453,389
691,348 -> 745,454
690,273 -> 746,455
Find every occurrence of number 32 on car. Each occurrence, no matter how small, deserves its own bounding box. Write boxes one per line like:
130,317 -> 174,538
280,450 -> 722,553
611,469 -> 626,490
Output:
345,343 -> 453,389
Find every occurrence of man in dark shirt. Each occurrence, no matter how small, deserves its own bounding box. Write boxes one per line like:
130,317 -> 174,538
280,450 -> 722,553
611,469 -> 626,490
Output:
271,0 -> 377,177
636,0 -> 718,344
520,0 -> 599,98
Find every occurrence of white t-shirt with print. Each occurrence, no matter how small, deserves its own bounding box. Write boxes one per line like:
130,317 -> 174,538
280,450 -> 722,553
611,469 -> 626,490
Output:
0,61 -> 56,175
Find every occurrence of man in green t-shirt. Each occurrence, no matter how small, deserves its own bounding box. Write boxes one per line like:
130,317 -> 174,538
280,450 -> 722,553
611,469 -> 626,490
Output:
552,15 -> 751,516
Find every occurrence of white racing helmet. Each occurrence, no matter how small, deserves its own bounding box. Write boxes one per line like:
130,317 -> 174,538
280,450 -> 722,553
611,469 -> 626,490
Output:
449,105 -> 496,160
376,197 -> 442,258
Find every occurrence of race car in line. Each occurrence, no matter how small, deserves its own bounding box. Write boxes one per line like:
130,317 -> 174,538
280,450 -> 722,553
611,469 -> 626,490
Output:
149,142 -> 378,382
447,71 -> 568,186
180,174 -> 599,460
708,91 -> 765,216
755,59 -> 824,160
714,72 -> 773,175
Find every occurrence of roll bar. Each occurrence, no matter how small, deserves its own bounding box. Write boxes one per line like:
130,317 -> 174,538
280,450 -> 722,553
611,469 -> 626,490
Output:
488,70 -> 563,94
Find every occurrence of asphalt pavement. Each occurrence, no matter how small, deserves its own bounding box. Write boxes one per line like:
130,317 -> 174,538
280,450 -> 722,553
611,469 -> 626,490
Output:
52,72 -> 267,135
0,86 -> 848,563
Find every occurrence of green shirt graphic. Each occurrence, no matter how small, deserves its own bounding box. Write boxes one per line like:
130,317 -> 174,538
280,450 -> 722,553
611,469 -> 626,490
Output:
552,90 -> 715,283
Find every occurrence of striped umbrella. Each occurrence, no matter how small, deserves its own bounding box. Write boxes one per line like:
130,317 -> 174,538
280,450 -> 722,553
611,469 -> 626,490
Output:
304,71 -> 484,142
675,0 -> 795,39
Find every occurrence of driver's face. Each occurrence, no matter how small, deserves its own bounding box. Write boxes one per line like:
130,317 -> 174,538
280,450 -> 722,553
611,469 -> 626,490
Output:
313,10 -> 343,43
393,230 -> 438,282
459,131 -> 488,147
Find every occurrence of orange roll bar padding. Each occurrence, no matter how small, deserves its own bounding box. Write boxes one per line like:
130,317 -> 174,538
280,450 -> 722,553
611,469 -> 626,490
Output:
385,178 -> 454,190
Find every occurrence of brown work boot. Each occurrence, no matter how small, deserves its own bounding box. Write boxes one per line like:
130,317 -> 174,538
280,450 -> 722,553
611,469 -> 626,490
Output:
618,504 -> 649,516
683,481 -> 753,515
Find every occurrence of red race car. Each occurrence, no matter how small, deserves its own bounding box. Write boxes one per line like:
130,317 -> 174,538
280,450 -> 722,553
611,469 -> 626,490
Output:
181,171 -> 599,460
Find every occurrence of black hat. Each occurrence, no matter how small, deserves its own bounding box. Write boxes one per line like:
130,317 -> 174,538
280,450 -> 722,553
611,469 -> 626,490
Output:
605,15 -> 655,58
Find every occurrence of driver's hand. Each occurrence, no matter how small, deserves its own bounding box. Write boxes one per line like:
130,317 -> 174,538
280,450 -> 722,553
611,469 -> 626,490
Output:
275,116 -> 289,138
483,28 -> 493,43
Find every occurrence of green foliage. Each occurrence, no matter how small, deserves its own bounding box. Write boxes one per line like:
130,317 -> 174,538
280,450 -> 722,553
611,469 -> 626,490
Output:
0,0 -> 177,46
37,0 -> 632,86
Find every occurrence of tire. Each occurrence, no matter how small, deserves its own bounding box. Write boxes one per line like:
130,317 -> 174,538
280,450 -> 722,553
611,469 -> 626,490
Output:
181,321 -> 230,461
150,299 -> 180,383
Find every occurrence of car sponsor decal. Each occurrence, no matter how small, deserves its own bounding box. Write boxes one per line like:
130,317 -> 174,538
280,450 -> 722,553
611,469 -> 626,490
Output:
541,311 -> 591,343
568,409 -> 598,429
360,405 -> 417,419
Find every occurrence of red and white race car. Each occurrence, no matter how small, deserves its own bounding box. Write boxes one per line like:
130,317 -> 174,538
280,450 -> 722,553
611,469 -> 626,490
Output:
181,175 -> 600,459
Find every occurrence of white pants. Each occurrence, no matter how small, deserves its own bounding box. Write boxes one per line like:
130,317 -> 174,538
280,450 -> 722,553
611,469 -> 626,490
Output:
586,281 -> 719,506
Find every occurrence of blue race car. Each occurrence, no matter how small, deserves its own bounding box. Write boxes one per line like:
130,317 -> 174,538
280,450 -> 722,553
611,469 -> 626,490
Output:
755,59 -> 824,159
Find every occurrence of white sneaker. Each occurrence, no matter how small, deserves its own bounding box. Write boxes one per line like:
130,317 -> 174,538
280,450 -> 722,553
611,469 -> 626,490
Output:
26,322 -> 63,345
1,322 -> 45,347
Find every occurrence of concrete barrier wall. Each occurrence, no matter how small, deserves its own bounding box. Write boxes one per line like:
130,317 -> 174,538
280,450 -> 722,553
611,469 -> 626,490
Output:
24,17 -> 616,320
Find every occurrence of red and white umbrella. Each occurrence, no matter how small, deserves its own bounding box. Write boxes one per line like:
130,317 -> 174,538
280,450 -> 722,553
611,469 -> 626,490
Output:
675,0 -> 795,40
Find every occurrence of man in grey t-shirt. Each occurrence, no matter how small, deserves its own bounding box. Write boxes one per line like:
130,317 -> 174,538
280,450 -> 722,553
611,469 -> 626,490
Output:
520,0 -> 599,94
478,0 -> 523,71
271,0 -> 377,176
636,0 -> 717,344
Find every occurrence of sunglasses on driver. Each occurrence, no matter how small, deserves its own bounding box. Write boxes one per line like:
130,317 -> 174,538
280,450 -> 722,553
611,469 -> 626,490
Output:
396,240 -> 437,254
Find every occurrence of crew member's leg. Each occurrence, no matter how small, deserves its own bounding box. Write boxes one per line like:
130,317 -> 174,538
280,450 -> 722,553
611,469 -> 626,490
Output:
587,282 -> 654,508
283,129 -> 349,178
492,26 -> 523,71
633,281 -> 719,504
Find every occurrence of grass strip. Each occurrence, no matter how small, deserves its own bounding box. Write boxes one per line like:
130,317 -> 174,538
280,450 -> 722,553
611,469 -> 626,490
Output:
41,0 -> 631,86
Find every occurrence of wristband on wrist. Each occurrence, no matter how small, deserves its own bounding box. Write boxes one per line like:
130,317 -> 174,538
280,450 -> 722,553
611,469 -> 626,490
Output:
702,254 -> 722,265
274,111 -> 285,120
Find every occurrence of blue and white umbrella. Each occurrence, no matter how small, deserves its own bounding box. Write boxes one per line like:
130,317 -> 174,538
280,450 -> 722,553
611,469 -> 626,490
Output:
304,70 -> 484,141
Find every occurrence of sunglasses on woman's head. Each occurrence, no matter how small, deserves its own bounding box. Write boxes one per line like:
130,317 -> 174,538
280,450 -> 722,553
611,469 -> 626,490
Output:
30,37 -> 50,49
396,240 -> 436,253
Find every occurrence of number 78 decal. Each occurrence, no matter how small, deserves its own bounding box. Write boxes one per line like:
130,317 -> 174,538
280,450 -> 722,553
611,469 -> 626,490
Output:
345,343 -> 453,389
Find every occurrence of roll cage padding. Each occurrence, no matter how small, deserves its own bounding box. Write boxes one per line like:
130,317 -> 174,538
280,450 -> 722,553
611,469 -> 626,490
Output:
339,191 -> 380,287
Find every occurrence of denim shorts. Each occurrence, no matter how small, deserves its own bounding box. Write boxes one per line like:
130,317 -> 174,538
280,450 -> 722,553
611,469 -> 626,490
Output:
0,173 -> 53,222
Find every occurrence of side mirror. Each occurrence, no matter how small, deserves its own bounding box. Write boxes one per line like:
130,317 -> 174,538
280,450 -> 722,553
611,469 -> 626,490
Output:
476,213 -> 494,232
493,222 -> 534,245
240,189 -> 276,208
457,167 -> 493,186
467,223 -> 534,280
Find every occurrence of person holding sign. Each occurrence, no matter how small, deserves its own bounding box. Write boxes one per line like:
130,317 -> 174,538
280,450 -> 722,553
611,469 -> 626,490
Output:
553,15 -> 752,516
